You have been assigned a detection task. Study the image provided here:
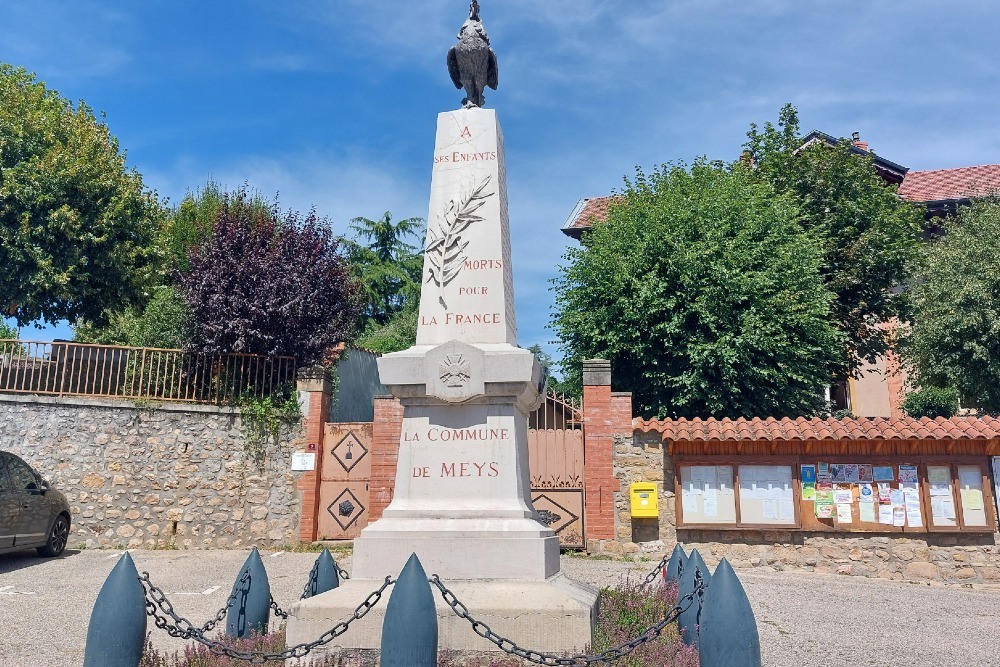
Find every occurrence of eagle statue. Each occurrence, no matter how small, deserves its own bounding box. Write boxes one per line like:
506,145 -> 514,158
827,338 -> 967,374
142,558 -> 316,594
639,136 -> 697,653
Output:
447,0 -> 499,108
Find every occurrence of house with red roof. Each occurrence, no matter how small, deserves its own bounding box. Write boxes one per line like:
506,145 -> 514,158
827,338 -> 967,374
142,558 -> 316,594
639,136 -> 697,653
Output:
561,134 -> 1000,418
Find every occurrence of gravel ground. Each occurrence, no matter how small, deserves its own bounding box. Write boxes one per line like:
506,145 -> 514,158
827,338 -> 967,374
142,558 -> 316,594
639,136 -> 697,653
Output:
1,548 -> 999,667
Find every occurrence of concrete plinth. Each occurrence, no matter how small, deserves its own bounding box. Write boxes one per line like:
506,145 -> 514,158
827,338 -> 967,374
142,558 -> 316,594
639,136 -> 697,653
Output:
287,575 -> 598,655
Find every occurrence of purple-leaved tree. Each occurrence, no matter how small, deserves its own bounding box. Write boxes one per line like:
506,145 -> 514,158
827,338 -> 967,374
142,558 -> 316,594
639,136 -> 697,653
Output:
180,190 -> 360,367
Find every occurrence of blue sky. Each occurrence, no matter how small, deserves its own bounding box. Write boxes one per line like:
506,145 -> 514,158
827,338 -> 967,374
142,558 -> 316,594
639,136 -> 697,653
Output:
3,1 -> 999,367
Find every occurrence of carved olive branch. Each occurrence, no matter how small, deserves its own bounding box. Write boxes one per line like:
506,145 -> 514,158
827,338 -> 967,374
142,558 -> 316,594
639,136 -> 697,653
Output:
425,175 -> 494,309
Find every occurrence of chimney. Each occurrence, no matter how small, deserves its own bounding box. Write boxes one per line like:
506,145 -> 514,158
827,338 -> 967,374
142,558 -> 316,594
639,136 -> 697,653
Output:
851,131 -> 869,152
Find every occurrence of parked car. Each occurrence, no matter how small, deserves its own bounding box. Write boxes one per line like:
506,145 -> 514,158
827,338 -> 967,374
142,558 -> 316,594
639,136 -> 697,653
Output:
0,451 -> 71,557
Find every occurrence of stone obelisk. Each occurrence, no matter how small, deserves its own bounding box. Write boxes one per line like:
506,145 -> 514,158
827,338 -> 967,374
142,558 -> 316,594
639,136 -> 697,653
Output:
287,3 -> 597,654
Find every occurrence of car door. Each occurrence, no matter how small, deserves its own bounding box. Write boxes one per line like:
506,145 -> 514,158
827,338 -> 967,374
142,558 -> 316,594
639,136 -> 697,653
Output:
0,455 -> 18,549
4,454 -> 50,547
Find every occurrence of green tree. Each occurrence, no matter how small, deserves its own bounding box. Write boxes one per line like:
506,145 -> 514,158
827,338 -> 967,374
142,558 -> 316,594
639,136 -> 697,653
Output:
0,65 -> 165,326
347,211 -> 424,328
744,105 -> 924,375
905,200 -> 1000,413
551,160 -> 844,419
162,178 -> 226,273
73,285 -> 190,349
355,307 -> 418,353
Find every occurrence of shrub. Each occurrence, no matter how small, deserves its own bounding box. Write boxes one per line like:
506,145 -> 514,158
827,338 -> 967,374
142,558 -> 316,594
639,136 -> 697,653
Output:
901,386 -> 961,419
592,577 -> 699,667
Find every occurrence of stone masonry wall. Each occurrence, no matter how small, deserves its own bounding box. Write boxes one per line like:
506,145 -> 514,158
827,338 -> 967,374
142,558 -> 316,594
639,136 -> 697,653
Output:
593,429 -> 1000,585
0,394 -> 305,549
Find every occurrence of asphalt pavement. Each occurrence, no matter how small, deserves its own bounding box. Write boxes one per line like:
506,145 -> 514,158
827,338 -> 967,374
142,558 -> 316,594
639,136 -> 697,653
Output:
1,548 -> 999,666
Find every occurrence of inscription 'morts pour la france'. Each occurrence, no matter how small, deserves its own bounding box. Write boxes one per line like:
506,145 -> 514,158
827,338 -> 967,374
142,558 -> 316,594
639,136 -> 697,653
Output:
416,109 -> 517,347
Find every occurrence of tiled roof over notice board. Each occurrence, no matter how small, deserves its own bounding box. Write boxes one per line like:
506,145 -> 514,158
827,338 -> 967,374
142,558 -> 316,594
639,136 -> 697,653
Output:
634,416 -> 1000,442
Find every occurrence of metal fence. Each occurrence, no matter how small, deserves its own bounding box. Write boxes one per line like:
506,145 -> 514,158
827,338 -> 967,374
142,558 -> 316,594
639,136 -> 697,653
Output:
0,339 -> 296,404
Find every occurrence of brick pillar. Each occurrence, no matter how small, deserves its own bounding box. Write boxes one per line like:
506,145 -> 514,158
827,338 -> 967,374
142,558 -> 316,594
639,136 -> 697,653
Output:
369,395 -> 404,521
296,367 -> 332,543
582,359 -> 625,548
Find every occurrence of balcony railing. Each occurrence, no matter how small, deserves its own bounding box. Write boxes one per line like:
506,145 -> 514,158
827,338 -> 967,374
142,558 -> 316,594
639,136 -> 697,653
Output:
0,340 -> 296,404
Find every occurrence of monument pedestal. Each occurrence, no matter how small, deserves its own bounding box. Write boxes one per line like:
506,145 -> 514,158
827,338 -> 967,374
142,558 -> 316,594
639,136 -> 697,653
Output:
287,107 -> 598,654
290,574 -> 597,652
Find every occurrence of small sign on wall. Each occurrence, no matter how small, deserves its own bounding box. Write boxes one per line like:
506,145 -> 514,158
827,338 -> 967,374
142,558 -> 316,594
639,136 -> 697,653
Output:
291,452 -> 317,471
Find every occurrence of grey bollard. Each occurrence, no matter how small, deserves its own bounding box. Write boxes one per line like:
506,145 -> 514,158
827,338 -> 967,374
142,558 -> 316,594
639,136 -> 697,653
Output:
665,542 -> 687,582
83,552 -> 147,667
302,548 -> 340,599
225,547 -> 271,638
381,553 -> 437,667
699,558 -> 762,667
677,548 -> 711,647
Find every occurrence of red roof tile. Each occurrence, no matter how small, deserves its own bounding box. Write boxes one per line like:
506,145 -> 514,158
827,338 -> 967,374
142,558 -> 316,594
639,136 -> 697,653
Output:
564,196 -> 621,231
898,164 -> 1000,203
633,416 -> 1000,442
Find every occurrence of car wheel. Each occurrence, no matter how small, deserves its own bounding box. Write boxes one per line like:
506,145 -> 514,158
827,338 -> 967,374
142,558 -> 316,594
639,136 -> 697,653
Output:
37,514 -> 70,557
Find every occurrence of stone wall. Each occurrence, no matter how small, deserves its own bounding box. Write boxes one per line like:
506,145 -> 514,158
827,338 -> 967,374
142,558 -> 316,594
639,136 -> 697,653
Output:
593,429 -> 1000,584
0,394 -> 305,549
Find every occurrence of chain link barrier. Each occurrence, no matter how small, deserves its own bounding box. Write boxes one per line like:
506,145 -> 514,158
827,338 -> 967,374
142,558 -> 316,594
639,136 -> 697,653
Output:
138,571 -> 393,663
136,552 -> 701,664
429,567 -> 706,666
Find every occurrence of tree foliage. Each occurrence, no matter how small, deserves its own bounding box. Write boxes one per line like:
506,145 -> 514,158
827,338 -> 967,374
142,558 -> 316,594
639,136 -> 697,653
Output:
744,104 -> 924,374
905,200 -> 1000,413
0,64 -> 165,326
74,285 -> 190,349
346,211 -> 423,328
179,190 -> 360,366
354,307 -> 418,354
552,160 -> 843,419
901,386 -> 960,419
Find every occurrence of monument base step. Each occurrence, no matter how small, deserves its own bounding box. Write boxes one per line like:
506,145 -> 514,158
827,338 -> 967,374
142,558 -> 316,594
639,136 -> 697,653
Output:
286,574 -> 599,655
352,520 -> 560,580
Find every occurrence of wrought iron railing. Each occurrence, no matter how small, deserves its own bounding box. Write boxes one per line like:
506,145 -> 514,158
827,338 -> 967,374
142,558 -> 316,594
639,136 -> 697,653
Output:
0,339 -> 296,404
528,387 -> 583,430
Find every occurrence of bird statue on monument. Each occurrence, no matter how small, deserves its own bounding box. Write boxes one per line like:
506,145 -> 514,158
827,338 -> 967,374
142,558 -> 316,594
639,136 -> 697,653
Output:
447,0 -> 499,108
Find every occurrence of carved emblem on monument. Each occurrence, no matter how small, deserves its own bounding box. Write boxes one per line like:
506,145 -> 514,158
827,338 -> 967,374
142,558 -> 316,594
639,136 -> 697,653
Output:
439,354 -> 472,388
425,175 -> 495,308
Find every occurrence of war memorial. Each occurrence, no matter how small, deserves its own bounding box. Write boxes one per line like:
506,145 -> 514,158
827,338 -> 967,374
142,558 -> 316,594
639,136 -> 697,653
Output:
286,1 -> 600,654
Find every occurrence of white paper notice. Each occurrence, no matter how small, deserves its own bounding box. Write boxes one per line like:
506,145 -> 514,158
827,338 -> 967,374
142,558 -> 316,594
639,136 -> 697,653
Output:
879,505 -> 894,524
833,489 -> 853,505
892,506 -> 906,526
290,452 -> 316,471
836,504 -> 853,523
703,490 -> 719,517
904,491 -> 923,527
942,497 -> 956,519
681,489 -> 697,513
778,499 -> 795,522
762,498 -> 777,520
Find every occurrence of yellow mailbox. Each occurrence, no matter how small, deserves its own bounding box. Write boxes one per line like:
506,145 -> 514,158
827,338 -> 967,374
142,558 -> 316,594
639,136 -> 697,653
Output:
629,482 -> 659,518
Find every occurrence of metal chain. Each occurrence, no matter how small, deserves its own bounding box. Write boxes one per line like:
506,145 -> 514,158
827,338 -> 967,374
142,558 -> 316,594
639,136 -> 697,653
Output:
199,568 -> 251,633
269,596 -> 289,620
429,571 -> 706,666
139,571 -> 394,663
641,553 -> 671,586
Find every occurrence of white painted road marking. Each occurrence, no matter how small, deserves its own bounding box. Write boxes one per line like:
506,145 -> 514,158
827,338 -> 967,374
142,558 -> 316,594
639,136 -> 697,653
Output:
270,551 -> 285,558
0,585 -> 36,595
175,585 -> 222,596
